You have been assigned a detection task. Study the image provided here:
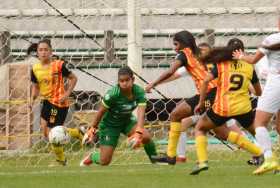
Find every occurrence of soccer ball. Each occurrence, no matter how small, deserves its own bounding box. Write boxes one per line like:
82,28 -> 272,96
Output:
48,126 -> 70,145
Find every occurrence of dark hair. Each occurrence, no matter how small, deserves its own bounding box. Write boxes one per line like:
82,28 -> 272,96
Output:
118,66 -> 134,78
202,38 -> 244,63
173,30 -> 199,55
227,38 -> 244,51
37,39 -> 52,49
198,42 -> 211,49
27,43 -> 38,56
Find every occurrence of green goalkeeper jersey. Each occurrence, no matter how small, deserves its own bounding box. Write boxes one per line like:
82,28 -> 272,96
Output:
101,84 -> 147,126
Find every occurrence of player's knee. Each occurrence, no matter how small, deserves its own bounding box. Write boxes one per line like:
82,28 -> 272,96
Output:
170,110 -> 183,122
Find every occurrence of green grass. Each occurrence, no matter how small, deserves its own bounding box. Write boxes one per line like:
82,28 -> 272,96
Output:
0,150 -> 279,188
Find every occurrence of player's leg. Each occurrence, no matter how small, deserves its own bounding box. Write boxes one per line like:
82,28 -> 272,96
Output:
176,132 -> 187,163
253,81 -> 280,174
80,123 -> 120,166
167,100 -> 194,159
190,113 -> 217,175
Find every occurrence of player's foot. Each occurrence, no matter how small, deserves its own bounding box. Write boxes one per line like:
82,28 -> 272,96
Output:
150,154 -> 176,165
247,155 -> 264,166
190,162 -> 209,175
176,156 -> 187,163
80,153 -> 93,166
273,166 -> 280,175
253,156 -> 278,175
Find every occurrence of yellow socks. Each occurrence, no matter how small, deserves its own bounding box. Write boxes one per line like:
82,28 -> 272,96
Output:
196,135 -> 208,163
51,144 -> 65,162
67,128 -> 83,141
167,122 -> 181,157
227,131 -> 262,156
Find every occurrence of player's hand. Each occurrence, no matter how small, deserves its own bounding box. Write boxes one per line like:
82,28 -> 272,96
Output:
82,127 -> 97,145
194,102 -> 204,114
145,83 -> 154,93
127,128 -> 143,149
232,49 -> 244,60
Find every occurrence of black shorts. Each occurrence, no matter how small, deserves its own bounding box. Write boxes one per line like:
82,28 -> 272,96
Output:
206,108 -> 255,129
41,100 -> 69,128
185,88 -> 216,115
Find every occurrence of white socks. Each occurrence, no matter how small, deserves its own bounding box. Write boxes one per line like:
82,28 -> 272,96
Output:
255,127 -> 272,159
177,132 -> 187,158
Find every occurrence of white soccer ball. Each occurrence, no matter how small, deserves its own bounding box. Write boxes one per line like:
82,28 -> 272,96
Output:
48,126 -> 70,145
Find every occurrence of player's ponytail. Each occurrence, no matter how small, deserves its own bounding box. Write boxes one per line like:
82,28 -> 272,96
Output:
27,43 -> 38,56
202,38 -> 244,64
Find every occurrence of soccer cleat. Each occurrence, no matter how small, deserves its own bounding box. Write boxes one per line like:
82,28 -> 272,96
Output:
273,166 -> 280,175
247,155 -> 264,166
176,156 -> 187,163
80,153 -> 93,167
190,162 -> 209,175
253,157 -> 278,175
150,154 -> 176,165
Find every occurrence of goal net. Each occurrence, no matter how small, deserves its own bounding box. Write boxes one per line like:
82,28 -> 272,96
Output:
0,0 -> 279,167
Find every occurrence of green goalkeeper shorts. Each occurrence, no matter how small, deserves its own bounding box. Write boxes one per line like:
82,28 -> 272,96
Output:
99,115 -> 137,148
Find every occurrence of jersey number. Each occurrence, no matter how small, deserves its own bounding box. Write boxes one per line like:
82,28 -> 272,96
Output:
229,74 -> 244,91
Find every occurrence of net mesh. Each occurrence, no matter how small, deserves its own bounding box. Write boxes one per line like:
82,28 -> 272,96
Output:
0,0 -> 279,167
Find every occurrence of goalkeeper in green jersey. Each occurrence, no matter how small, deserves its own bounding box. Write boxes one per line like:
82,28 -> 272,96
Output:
80,66 -> 157,166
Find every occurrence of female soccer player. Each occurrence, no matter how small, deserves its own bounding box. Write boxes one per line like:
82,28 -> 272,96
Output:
232,17 -> 280,175
145,31 -> 245,165
30,39 -> 82,166
190,39 -> 263,175
80,66 -> 157,166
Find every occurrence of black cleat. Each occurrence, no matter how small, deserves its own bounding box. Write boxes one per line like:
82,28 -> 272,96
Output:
190,162 -> 209,175
150,154 -> 176,165
247,155 -> 264,166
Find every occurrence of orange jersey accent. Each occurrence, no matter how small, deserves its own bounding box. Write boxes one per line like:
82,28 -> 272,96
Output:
182,48 -> 216,93
212,60 -> 255,116
32,60 -> 69,107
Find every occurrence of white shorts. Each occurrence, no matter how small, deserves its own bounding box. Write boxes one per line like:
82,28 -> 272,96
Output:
257,75 -> 280,114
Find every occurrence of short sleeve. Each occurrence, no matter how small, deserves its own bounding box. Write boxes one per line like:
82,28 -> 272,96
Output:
31,69 -> 38,83
134,85 -> 147,106
251,70 -> 259,84
102,90 -> 115,109
176,67 -> 188,77
61,63 -> 72,77
175,51 -> 188,66
210,64 -> 218,78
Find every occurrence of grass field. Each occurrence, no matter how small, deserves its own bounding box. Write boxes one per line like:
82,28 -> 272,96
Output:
0,149 -> 279,188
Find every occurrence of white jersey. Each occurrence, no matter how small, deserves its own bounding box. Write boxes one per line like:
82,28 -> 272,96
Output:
256,32 -> 280,113
258,32 -> 280,76
176,67 -> 188,77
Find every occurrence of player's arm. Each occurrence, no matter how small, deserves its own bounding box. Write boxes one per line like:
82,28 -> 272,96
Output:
135,86 -> 147,132
30,70 -> 40,108
84,92 -> 111,144
251,70 -> 262,96
195,64 -> 217,113
195,73 -> 214,113
160,67 -> 188,85
59,63 -> 78,103
145,60 -> 182,92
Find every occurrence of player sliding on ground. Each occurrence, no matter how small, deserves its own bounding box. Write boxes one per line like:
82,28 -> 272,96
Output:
80,66 -> 157,166
145,30 -> 245,165
190,38 -> 263,175
232,17 -> 280,175
30,39 -> 83,166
